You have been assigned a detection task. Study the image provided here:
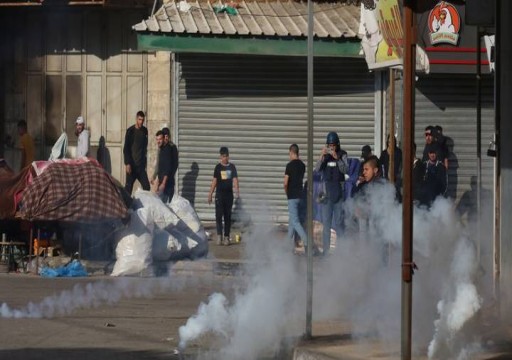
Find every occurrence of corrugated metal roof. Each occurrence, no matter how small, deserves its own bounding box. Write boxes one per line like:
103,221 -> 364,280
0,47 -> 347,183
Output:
133,0 -> 361,38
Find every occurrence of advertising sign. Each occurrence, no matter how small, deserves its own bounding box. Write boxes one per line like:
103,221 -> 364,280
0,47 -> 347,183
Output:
359,0 -> 429,71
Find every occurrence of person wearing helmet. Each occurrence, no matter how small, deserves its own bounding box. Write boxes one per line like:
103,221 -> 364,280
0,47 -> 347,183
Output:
314,131 -> 349,256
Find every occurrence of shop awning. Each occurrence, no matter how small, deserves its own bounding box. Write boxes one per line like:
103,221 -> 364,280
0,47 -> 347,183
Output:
133,0 -> 364,57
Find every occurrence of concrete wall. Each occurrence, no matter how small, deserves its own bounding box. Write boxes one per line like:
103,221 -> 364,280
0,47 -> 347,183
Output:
146,51 -> 171,184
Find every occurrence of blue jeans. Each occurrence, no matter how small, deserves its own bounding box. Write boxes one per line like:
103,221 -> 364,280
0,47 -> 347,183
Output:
321,197 -> 344,253
287,198 -> 308,246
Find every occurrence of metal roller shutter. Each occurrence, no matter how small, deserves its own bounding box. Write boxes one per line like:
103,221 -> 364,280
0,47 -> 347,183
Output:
413,74 -> 495,200
175,53 -> 376,222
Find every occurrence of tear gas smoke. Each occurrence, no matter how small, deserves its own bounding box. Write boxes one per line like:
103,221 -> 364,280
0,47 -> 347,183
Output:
0,277 -> 178,318
179,208 -> 305,359
179,184 -> 491,359
427,238 -> 482,359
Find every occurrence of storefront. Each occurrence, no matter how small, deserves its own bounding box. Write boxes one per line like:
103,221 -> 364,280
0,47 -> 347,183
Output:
173,53 -> 377,220
135,1 -> 383,221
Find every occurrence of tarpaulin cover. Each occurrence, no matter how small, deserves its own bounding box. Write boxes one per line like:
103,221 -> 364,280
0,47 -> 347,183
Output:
0,162 -> 32,219
20,161 -> 128,222
40,260 -> 88,278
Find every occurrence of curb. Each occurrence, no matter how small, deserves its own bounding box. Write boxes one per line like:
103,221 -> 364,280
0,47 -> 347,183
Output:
171,258 -> 246,276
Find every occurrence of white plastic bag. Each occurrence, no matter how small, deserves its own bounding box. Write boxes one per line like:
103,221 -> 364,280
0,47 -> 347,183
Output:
152,228 -> 182,261
111,208 -> 153,276
133,190 -> 180,229
170,195 -> 202,233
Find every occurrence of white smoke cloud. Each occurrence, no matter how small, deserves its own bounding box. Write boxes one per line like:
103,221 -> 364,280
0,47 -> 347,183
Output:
178,202 -> 306,359
1,181 -> 490,358
427,238 -> 482,359
0,277 -> 178,319
179,184 -> 490,359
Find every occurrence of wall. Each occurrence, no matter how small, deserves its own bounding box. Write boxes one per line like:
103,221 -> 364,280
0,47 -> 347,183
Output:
146,51 -> 171,182
0,8 -> 148,182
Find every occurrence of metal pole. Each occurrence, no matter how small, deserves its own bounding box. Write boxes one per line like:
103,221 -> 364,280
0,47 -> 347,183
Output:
36,228 -> 40,274
305,0 -> 314,339
401,1 -> 416,359
389,69 -> 396,184
78,232 -> 82,260
388,69 -> 396,264
476,26 -> 482,264
151,0 -> 158,15
493,0 -> 501,307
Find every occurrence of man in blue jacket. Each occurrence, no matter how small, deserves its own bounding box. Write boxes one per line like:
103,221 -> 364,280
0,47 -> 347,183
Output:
314,131 -> 348,256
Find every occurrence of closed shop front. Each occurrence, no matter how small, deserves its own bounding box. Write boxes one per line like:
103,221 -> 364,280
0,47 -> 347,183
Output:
413,74 -> 495,200
174,53 -> 377,221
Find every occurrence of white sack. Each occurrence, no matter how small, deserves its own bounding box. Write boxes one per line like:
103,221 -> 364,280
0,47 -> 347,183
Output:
133,190 -> 180,229
170,195 -> 202,233
152,228 -> 182,261
111,208 -> 153,276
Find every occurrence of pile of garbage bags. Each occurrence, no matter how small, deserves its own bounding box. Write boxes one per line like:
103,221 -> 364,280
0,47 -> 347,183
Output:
111,191 -> 208,276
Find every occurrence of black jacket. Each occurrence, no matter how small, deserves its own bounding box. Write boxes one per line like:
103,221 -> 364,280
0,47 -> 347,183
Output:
123,125 -> 148,168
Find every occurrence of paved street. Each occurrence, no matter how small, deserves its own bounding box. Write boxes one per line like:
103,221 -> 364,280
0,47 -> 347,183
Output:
3,225 -> 512,360
0,273 -> 237,360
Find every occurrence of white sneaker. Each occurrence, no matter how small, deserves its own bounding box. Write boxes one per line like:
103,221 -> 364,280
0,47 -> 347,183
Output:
222,237 -> 231,246
216,235 -> 223,246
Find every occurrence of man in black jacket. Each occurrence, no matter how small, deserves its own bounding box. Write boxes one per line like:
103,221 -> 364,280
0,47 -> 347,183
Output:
422,143 -> 447,206
123,111 -> 150,195
161,127 -> 179,201
154,130 -> 174,203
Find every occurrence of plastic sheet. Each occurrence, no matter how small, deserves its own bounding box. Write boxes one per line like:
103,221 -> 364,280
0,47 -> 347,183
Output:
40,259 -> 88,278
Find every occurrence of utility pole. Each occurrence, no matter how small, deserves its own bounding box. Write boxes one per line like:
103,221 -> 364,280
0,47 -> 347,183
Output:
401,0 -> 416,359
305,0 -> 314,339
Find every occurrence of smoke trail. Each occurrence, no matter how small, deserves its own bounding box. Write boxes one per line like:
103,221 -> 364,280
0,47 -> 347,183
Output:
427,238 -> 482,359
180,185 -> 488,359
0,277 -> 177,319
179,202 -> 305,360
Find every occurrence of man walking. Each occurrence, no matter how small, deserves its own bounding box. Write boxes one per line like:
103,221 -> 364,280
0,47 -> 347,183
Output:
123,110 -> 150,195
154,130 -> 174,203
75,116 -> 89,158
161,127 -> 179,201
208,147 -> 240,246
284,144 -> 308,252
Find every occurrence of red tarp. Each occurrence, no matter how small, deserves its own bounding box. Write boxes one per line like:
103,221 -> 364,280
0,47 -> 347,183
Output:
0,161 -> 31,219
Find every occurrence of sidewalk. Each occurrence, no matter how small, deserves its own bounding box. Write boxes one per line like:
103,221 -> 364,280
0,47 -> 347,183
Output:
292,319 -> 512,360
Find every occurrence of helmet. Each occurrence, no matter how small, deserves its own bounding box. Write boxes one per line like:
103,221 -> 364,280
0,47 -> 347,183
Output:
326,131 -> 340,145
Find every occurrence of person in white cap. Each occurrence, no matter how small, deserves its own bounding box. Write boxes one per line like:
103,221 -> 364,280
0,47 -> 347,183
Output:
75,116 -> 89,158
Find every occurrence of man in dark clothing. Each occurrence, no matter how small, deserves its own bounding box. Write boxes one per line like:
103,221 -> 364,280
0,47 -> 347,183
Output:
358,144 -> 373,177
155,130 -> 174,203
379,135 -> 403,202
315,131 -> 349,256
208,147 -> 240,246
412,142 -> 426,204
161,127 -> 179,201
284,144 -> 308,251
123,111 -> 150,195
422,125 -> 448,167
434,125 -> 449,168
422,144 -> 447,206
354,155 -> 393,264
379,135 -> 403,182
